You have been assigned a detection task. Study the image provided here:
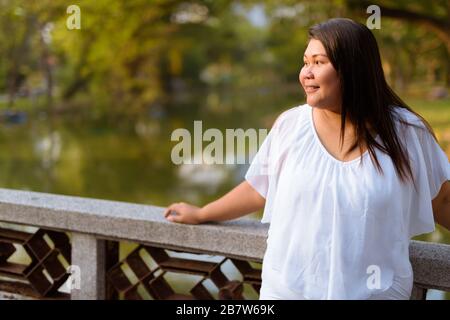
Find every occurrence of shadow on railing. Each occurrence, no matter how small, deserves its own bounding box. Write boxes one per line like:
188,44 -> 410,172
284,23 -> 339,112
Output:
0,188 -> 449,300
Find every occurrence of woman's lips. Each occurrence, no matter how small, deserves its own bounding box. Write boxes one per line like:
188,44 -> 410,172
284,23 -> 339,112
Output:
304,85 -> 320,93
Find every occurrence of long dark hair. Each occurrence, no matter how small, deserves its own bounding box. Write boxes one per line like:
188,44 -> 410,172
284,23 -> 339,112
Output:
308,18 -> 436,184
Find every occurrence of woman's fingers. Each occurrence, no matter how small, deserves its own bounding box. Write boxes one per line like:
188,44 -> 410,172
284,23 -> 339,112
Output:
164,202 -> 200,224
163,206 -> 171,218
166,205 -> 184,223
164,203 -> 185,220
167,213 -> 181,223
164,203 -> 178,218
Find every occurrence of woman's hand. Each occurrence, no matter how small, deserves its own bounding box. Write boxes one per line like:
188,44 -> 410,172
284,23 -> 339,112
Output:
163,181 -> 265,225
164,202 -> 204,224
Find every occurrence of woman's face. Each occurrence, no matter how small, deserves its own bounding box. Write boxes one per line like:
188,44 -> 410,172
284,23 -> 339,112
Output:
299,39 -> 342,113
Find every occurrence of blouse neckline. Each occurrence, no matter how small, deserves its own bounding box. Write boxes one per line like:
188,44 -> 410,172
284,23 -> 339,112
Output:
308,105 -> 375,166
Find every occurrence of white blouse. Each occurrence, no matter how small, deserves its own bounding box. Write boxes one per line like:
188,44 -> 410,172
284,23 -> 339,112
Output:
245,103 -> 450,299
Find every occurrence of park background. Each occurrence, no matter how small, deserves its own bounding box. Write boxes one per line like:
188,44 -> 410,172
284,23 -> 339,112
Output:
0,0 -> 449,299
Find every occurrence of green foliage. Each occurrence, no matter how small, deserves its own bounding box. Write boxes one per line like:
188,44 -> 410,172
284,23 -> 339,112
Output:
0,0 -> 448,114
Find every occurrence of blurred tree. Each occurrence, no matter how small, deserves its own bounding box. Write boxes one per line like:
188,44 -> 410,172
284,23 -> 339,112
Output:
347,0 -> 449,52
0,0 -> 448,113
0,1 -> 65,106
347,0 -> 450,86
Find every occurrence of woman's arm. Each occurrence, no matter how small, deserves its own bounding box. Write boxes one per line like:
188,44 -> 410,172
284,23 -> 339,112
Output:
163,181 -> 265,224
432,181 -> 450,231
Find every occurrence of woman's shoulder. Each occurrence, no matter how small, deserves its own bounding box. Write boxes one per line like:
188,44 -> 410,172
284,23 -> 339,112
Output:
272,103 -> 310,130
390,106 -> 427,130
390,106 -> 437,151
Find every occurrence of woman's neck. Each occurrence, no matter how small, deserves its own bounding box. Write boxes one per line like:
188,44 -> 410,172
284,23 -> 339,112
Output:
315,107 -> 354,134
314,106 -> 377,140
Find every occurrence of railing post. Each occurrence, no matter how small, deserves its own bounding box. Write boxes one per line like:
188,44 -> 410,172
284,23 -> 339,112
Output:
70,233 -> 106,300
410,284 -> 428,300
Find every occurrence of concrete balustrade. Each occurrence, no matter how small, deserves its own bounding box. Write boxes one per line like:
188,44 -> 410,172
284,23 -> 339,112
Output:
0,188 -> 449,300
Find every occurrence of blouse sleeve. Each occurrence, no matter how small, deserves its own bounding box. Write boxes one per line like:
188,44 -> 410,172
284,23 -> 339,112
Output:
419,129 -> 450,199
408,125 -> 450,237
244,113 -> 284,223
245,130 -> 272,199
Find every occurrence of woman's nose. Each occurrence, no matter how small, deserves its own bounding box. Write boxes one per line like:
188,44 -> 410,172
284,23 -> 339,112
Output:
303,68 -> 314,79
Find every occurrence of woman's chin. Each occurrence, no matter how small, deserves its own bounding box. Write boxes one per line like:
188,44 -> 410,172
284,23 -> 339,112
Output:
306,98 -> 320,107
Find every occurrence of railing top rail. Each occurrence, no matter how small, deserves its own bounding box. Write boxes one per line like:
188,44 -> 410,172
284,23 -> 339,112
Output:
0,188 -> 267,260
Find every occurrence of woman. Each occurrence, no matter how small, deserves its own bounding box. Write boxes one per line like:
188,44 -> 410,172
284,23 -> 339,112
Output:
163,18 -> 450,300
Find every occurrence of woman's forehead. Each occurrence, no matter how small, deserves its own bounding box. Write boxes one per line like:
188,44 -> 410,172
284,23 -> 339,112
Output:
304,39 -> 327,57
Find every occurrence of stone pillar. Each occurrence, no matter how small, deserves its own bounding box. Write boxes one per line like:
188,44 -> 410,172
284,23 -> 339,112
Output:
410,284 -> 427,300
70,233 -> 106,300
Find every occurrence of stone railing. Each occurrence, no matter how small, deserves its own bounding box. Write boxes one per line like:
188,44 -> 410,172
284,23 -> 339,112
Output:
0,188 -> 449,300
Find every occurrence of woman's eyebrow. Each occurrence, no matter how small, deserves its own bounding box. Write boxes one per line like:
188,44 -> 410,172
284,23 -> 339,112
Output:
304,54 -> 328,58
